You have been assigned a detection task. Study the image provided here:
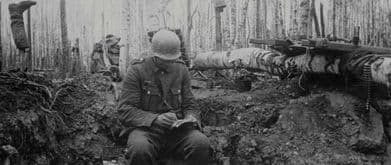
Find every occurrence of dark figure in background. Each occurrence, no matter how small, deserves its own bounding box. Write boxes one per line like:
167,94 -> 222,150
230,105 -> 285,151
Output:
90,34 -> 121,77
90,35 -> 122,100
8,1 -> 36,51
118,29 -> 210,165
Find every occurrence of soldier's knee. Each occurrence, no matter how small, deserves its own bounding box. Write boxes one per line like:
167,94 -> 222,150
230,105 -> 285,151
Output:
183,130 -> 211,163
187,130 -> 210,151
126,130 -> 156,157
127,137 -> 155,155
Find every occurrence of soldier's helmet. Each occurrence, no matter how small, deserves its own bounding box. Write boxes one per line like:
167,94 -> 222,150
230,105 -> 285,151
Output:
151,29 -> 181,60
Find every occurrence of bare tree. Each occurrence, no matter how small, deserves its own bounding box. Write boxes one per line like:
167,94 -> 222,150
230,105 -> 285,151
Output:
60,0 -> 70,78
255,0 -> 261,38
0,1 -> 2,71
238,0 -> 249,48
332,0 -> 336,38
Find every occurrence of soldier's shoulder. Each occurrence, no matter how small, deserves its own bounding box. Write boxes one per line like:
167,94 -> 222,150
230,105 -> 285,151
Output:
172,59 -> 190,73
130,58 -> 146,65
174,59 -> 190,70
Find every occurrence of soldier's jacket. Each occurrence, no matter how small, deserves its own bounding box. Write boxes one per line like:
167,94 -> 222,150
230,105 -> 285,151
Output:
117,56 -> 199,130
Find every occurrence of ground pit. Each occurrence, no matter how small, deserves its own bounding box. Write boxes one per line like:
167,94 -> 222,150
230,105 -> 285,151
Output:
1,71 -> 391,165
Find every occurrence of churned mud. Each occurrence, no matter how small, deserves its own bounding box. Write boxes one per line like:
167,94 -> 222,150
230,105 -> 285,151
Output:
1,72 -> 391,165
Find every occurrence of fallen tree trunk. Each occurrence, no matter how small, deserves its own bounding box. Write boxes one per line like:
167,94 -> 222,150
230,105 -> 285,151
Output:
191,48 -> 391,88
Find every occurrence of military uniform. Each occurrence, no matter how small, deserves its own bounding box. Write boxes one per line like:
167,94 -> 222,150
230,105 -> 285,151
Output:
90,35 -> 122,82
118,56 -> 210,165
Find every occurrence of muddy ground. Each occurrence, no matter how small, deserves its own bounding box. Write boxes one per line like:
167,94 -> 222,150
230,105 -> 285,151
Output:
1,72 -> 391,165
196,76 -> 390,165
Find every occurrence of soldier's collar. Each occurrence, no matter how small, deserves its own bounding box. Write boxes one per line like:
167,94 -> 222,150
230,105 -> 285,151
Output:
150,57 -> 172,73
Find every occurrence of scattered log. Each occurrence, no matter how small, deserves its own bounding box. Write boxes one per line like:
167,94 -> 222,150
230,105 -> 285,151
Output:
191,48 -> 391,88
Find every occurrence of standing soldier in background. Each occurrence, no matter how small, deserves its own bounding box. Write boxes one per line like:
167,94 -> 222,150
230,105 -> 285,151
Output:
117,29 -> 210,165
90,35 -> 122,100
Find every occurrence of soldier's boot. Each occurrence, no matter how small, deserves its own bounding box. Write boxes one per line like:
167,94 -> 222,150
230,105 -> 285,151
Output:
8,1 -> 36,51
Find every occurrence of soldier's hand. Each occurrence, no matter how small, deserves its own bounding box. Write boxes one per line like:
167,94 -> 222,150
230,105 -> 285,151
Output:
153,112 -> 178,129
171,115 -> 198,129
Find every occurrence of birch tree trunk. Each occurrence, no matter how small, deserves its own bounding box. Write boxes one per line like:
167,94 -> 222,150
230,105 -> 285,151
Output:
342,0 -> 348,39
119,0 -> 129,77
230,0 -> 237,47
320,3 -> 325,37
290,0 -> 299,39
332,0 -> 336,38
60,0 -> 70,78
255,0 -> 261,39
238,0 -> 249,48
26,9 -> 32,71
192,48 -> 391,88
311,0 -> 319,37
277,0 -> 285,38
0,1 -> 2,72
298,0 -> 310,39
215,6 -> 222,51
274,0 -> 280,38
186,0 -> 192,53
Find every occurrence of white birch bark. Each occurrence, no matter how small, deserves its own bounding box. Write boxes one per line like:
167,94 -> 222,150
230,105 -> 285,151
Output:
192,48 -> 391,87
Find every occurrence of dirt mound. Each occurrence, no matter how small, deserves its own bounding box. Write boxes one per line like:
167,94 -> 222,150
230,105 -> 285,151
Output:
0,72 -> 66,163
198,77 -> 390,165
0,72 -> 121,164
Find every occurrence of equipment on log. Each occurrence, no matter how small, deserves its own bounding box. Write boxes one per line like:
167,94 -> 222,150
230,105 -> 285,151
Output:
248,27 -> 391,103
248,39 -> 304,56
300,39 -> 391,55
250,37 -> 391,57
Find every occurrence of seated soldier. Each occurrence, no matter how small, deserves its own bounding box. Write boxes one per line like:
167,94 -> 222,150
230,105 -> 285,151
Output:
117,29 -> 210,165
